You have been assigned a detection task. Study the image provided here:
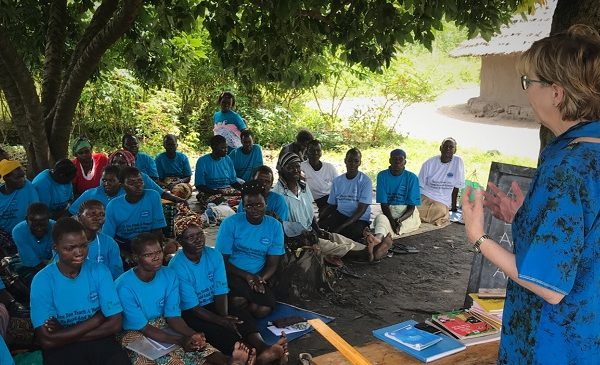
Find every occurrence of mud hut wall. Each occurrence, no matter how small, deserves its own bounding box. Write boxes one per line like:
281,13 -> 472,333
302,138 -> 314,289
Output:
479,54 -> 528,107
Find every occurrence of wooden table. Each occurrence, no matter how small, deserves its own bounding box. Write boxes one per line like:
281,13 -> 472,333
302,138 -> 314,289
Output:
313,341 -> 499,365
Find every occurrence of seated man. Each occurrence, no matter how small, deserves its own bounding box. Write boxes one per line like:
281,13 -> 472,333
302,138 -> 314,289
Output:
68,165 -> 125,215
418,137 -> 465,226
237,166 -> 288,221
103,166 -> 166,263
170,206 -> 287,362
276,129 -> 313,170
372,149 -> 421,243
215,181 -> 284,318
300,139 -> 339,213
0,160 -> 39,256
228,129 -> 264,183
194,135 -> 242,209
154,134 -> 192,193
71,137 -> 108,197
320,148 -> 373,242
32,159 -> 76,220
77,200 -> 123,280
12,203 -> 55,286
122,134 -> 159,180
30,218 -> 129,365
274,153 -> 390,265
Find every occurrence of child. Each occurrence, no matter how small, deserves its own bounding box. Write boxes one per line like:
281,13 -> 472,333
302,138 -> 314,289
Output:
30,217 -> 128,365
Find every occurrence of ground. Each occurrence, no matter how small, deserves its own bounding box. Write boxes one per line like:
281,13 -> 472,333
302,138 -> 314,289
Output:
282,223 -> 475,361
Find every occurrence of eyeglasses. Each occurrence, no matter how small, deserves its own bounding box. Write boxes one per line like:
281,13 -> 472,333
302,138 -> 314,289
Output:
521,75 -> 549,90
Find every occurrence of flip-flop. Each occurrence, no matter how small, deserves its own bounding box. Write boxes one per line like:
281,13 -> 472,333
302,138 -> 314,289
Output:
392,243 -> 420,253
338,265 -> 361,278
350,258 -> 382,265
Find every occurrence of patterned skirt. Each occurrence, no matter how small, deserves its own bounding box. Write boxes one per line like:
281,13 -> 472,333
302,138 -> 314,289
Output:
119,317 -> 219,365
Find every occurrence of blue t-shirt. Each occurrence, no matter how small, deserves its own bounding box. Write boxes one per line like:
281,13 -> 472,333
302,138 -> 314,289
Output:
68,186 -> 126,215
32,169 -> 73,214
0,181 -> 39,233
498,121 -> 600,364
168,248 -> 229,309
155,152 -> 192,180
135,152 -> 159,179
238,191 -> 289,221
0,337 -> 14,365
30,261 -> 122,328
87,232 -> 124,280
327,172 -> 372,221
228,145 -> 264,182
194,154 -> 238,189
116,267 -> 181,330
141,171 -> 164,195
375,169 -> 420,206
215,213 -> 284,275
213,111 -> 246,131
103,190 -> 166,240
12,220 -> 56,267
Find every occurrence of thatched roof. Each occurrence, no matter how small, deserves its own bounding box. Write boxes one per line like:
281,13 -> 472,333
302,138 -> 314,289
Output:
451,1 -> 556,57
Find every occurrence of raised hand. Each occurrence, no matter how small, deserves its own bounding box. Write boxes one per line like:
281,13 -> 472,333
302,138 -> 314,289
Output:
483,181 -> 524,224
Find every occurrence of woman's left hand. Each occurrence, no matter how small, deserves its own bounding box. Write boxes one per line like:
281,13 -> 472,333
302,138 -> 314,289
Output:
462,186 -> 486,244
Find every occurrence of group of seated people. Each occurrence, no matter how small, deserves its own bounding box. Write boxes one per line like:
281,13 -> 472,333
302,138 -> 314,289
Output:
0,121 -> 464,364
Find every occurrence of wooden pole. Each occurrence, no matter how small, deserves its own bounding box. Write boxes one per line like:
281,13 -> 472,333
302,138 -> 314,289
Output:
307,318 -> 372,365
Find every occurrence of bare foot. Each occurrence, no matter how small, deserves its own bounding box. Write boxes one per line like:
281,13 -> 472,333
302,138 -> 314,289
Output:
365,235 -> 376,262
256,333 -> 288,365
373,233 -> 393,260
231,342 -> 251,365
247,348 -> 257,365
364,231 -> 382,246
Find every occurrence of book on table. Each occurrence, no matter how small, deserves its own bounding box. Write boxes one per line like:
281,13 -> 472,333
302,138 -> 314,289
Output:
431,309 -> 500,340
373,320 -> 466,363
383,322 -> 442,351
425,319 -> 501,347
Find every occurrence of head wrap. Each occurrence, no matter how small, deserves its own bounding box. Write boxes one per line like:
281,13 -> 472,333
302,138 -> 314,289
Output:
174,203 -> 204,238
0,160 -> 22,178
71,137 -> 92,155
278,152 -> 302,171
108,149 -> 135,166
390,149 -> 406,158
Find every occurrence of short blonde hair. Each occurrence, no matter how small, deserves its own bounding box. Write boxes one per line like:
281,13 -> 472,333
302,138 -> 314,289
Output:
517,24 -> 600,121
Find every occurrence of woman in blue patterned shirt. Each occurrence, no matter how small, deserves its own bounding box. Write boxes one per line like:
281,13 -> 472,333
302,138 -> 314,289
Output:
463,24 -> 600,364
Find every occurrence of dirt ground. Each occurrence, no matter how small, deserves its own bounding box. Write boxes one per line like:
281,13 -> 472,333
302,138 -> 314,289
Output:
281,223 -> 474,362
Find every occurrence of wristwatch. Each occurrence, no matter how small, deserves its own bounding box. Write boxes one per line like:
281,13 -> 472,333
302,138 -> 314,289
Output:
473,234 -> 491,253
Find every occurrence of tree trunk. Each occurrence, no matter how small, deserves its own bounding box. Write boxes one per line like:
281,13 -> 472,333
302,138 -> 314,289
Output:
538,0 -> 600,154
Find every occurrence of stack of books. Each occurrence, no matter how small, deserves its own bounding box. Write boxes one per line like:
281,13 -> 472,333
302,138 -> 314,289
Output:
468,292 -> 504,328
425,308 -> 501,346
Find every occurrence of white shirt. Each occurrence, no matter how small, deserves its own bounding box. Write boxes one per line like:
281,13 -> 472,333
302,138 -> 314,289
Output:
300,160 -> 339,200
418,155 -> 465,207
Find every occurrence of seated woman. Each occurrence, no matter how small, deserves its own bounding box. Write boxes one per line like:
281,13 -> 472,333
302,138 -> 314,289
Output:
195,135 -> 242,210
30,218 -> 129,365
77,200 -> 123,280
116,233 -> 232,365
32,159 -> 76,220
11,203 -> 55,286
237,166 -> 288,221
68,165 -> 125,215
0,160 -> 39,256
155,134 -> 193,197
169,204 -> 287,363
215,181 -> 284,318
228,130 -> 263,183
71,137 -> 109,197
108,150 -> 187,205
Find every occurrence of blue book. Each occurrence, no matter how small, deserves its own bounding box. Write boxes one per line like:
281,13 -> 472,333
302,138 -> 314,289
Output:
373,320 -> 466,363
384,323 -> 442,350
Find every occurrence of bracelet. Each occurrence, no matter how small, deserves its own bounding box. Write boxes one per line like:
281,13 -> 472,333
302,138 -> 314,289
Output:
473,234 -> 491,253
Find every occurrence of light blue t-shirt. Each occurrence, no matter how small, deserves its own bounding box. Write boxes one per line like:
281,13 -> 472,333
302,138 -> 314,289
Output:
32,169 -> 73,214
228,145 -> 264,182
213,111 -> 246,131
375,169 -> 420,206
87,232 -> 124,280
12,220 -> 56,267
135,152 -> 159,179
327,172 -> 372,221
155,152 -> 192,180
238,191 -> 289,221
103,190 -> 166,240
0,337 -> 14,365
215,213 -> 284,275
116,267 -> 181,330
194,154 -> 238,189
68,186 -> 125,215
0,181 -> 39,233
168,248 -> 229,310
30,261 -> 122,328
